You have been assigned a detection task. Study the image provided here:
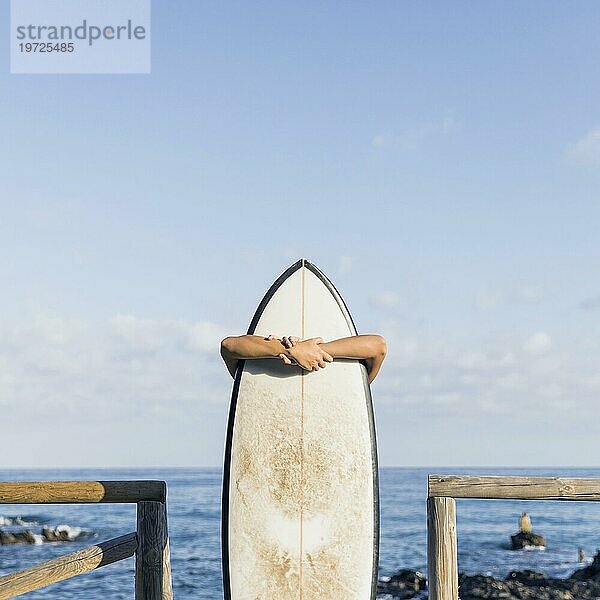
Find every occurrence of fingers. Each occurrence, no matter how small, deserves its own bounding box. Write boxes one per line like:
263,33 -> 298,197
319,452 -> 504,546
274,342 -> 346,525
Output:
279,353 -> 293,365
322,352 -> 334,363
282,336 -> 300,348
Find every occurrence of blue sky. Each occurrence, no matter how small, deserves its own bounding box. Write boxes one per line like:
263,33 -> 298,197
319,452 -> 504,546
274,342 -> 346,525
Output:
1,1 -> 600,467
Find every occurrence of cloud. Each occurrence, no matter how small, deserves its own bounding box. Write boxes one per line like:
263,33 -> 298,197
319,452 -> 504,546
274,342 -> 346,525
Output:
580,296 -> 600,311
474,290 -> 501,311
338,255 -> 356,276
523,331 -> 552,355
3,310 -> 598,467
372,133 -> 393,149
109,315 -> 224,354
514,285 -> 545,304
372,113 -> 461,152
475,285 -> 544,311
375,328 -> 596,422
370,291 -> 401,309
0,311 -> 229,421
565,127 -> 600,165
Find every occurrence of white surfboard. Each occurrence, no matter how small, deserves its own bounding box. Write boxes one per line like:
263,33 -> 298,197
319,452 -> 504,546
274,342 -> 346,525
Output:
222,259 -> 379,600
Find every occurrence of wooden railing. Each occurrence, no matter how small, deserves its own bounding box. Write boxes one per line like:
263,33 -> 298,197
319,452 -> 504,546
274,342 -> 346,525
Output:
0,480 -> 173,599
427,474 -> 600,600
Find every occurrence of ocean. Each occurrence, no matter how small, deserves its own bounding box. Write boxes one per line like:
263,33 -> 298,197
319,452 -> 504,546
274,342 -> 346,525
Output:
0,467 -> 598,598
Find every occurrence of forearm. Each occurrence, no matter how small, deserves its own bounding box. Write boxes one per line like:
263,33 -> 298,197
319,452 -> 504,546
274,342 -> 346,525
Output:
220,335 -> 288,378
319,335 -> 386,360
221,335 -> 287,360
319,335 -> 387,383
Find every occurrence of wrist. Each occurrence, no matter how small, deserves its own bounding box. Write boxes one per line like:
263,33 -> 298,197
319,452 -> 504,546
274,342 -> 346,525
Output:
267,337 -> 286,358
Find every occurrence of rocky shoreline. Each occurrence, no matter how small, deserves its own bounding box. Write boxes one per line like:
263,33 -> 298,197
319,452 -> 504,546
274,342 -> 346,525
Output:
378,551 -> 600,599
0,525 -> 83,544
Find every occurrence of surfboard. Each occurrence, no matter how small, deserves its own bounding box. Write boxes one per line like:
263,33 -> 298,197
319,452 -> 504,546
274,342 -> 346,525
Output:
222,259 -> 379,600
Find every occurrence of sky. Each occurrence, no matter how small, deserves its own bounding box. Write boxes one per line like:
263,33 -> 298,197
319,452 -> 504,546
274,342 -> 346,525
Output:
1,1 -> 600,467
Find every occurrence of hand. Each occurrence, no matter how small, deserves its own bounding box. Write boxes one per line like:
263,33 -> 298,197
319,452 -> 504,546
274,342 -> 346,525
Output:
263,334 -> 301,366
285,338 -> 333,372
281,336 -> 300,349
279,336 -> 300,365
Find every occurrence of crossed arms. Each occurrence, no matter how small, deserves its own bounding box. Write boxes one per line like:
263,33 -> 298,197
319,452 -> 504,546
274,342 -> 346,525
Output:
220,334 -> 387,383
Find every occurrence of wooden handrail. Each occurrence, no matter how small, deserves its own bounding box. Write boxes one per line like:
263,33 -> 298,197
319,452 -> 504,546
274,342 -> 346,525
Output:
0,479 -> 173,599
0,480 -> 166,504
429,475 -> 600,501
0,532 -> 137,600
427,474 -> 600,600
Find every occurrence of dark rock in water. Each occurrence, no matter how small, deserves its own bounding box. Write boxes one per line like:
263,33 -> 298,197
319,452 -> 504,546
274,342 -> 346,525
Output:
510,531 -> 546,549
570,549 -> 600,580
42,526 -> 74,542
505,570 -> 549,585
0,529 -> 38,544
378,569 -> 427,598
0,530 -> 18,544
0,525 -> 80,544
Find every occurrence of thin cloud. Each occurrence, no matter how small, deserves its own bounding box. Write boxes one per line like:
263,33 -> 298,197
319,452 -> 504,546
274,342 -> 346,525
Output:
0,311 -> 229,420
372,113 -> 461,152
338,255 -> 356,276
565,127 -> 600,166
475,285 -> 544,311
523,331 -> 552,355
580,296 -> 600,311
370,291 -> 401,309
376,328 -> 596,422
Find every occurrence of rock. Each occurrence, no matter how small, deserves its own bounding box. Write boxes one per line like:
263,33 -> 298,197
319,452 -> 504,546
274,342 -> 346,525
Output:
510,531 -> 546,549
570,549 -> 600,580
0,530 -> 18,544
459,574 -> 518,599
42,525 -> 72,542
378,569 -> 427,598
377,556 -> 600,600
459,572 -> 600,600
0,526 -> 80,544
505,570 -> 549,586
0,529 -> 38,544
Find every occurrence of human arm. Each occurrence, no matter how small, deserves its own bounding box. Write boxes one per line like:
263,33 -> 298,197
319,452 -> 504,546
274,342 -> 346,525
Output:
220,335 -> 289,377
283,334 -> 387,383
220,335 -> 333,378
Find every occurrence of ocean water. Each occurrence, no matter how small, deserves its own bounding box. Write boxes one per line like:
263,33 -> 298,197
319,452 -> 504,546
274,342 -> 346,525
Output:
0,467 -> 599,598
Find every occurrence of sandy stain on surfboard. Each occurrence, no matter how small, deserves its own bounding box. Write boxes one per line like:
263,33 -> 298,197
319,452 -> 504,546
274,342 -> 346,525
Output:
231,374 -> 371,598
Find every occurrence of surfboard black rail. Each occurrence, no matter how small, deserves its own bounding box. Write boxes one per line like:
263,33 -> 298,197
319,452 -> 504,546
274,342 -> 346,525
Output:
0,480 -> 172,600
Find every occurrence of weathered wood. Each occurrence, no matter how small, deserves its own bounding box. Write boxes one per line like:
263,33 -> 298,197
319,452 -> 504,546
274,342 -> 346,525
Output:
429,475 -> 600,501
427,497 -> 458,600
0,532 -> 137,599
0,480 -> 166,504
135,501 -> 173,600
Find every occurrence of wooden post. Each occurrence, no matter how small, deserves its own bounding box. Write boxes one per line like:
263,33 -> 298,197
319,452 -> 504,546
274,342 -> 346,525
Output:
135,501 -> 173,600
427,496 -> 458,600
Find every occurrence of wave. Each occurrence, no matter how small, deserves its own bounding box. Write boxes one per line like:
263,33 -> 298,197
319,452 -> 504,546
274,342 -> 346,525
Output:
41,524 -> 91,542
0,515 -> 39,526
55,524 -> 84,540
